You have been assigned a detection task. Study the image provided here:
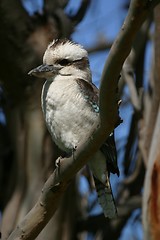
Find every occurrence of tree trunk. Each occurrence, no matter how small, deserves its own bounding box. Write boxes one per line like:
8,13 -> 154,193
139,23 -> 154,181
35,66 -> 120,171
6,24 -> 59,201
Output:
142,4 -> 160,240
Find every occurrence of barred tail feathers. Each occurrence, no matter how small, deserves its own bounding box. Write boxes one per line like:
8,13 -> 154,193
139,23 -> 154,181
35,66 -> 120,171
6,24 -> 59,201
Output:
94,177 -> 117,218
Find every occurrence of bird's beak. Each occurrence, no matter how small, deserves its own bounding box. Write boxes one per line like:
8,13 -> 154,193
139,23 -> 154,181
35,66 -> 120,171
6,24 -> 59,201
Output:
28,64 -> 60,78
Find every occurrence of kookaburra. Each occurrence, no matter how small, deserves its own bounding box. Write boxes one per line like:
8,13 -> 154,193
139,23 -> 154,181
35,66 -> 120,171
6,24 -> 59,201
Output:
29,39 -> 120,218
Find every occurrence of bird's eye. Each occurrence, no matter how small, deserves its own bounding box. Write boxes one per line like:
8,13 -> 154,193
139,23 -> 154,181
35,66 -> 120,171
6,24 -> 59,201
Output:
58,59 -> 70,66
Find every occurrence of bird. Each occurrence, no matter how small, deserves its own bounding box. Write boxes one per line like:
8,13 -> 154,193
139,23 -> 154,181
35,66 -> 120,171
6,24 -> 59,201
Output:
28,38 -> 120,218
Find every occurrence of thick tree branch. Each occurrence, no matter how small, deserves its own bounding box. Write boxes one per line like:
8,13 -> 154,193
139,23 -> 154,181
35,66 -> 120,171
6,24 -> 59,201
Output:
7,0 -> 160,239
99,0 -> 158,126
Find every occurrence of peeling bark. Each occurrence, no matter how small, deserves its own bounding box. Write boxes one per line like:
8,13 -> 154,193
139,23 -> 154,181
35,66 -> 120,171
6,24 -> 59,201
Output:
142,4 -> 160,240
143,106 -> 160,239
150,158 -> 160,238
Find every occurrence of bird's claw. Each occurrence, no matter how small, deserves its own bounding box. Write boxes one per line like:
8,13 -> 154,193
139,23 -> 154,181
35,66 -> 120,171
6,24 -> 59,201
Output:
55,156 -> 62,168
73,145 -> 77,151
72,145 -> 77,160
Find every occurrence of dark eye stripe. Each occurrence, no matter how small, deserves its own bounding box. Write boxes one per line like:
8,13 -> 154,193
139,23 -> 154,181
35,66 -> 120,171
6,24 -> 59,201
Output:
56,57 -> 89,68
58,59 -> 71,66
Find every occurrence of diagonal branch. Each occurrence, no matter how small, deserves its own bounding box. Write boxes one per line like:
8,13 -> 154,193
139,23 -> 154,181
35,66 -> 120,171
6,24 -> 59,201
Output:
7,0 -> 160,239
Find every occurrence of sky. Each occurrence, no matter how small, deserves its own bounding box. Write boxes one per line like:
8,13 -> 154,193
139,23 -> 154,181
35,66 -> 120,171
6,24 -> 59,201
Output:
9,0 -> 147,239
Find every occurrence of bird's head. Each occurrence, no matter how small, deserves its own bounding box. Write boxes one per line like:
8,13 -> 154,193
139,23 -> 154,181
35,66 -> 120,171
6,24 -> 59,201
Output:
28,39 -> 92,81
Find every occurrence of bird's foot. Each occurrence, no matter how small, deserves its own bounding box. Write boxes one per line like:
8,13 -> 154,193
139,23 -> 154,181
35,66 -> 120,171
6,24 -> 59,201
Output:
55,156 -> 62,168
72,145 -> 77,160
73,145 -> 77,151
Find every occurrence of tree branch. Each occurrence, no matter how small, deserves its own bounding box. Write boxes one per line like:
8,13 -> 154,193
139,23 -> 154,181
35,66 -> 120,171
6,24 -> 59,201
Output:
7,0 -> 160,239
69,0 -> 91,25
87,40 -> 113,54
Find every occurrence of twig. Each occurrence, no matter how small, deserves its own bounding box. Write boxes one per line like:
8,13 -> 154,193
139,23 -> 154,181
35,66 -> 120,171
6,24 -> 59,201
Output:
87,41 -> 113,54
69,0 -> 91,25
